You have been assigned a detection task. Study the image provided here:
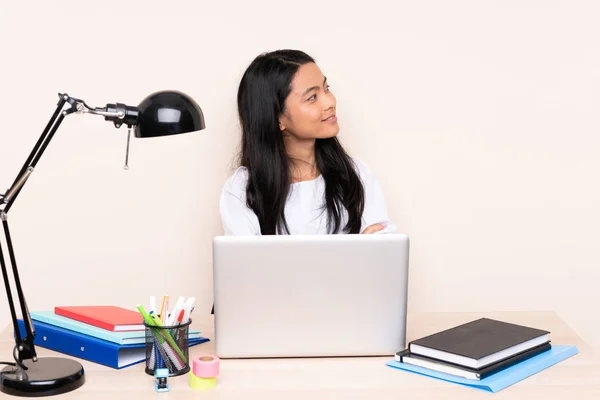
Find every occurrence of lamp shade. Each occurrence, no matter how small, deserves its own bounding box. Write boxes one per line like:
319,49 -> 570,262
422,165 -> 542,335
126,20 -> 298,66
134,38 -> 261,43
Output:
134,90 -> 205,138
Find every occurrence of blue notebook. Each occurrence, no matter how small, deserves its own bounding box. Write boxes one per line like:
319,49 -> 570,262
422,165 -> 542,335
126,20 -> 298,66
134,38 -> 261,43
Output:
17,319 -> 210,369
386,345 -> 578,393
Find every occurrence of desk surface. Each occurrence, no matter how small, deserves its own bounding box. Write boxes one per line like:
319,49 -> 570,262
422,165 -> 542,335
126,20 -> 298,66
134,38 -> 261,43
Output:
1,311 -> 599,399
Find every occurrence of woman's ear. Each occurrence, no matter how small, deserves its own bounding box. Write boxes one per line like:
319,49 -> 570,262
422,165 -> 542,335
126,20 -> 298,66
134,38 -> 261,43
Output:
279,109 -> 292,135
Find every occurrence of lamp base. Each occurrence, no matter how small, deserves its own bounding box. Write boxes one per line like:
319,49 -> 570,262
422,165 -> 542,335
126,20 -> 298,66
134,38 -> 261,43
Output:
0,357 -> 85,397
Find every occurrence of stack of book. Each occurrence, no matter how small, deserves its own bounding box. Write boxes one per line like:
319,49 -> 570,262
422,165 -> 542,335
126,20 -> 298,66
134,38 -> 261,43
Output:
16,305 -> 209,369
388,318 -> 579,392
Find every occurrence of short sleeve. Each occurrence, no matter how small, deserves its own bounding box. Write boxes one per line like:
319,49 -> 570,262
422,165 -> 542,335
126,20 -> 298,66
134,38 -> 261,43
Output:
353,159 -> 397,233
219,168 -> 261,236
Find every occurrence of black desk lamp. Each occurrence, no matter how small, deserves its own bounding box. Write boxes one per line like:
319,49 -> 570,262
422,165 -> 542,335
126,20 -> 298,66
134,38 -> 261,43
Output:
0,90 -> 205,397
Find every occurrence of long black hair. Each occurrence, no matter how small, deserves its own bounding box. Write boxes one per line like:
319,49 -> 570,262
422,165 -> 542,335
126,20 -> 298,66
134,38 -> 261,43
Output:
237,49 -> 365,235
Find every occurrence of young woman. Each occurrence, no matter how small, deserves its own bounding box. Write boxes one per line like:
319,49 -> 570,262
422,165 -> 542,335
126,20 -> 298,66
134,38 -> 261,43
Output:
219,49 -> 395,236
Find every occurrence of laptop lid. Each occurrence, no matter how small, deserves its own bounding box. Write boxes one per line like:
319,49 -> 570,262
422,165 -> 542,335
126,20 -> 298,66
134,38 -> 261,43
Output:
212,234 -> 410,358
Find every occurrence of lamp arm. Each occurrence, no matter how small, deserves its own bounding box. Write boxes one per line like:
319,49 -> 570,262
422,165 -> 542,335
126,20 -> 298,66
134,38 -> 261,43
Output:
0,214 -> 37,369
3,94 -> 139,212
0,94 -> 75,369
0,93 -> 138,369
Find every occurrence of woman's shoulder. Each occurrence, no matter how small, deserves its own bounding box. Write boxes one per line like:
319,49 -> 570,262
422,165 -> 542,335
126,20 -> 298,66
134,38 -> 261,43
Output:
350,157 -> 375,180
221,166 -> 249,198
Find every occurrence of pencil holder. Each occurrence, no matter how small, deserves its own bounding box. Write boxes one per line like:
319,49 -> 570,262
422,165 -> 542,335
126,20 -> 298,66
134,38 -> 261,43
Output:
144,319 -> 192,377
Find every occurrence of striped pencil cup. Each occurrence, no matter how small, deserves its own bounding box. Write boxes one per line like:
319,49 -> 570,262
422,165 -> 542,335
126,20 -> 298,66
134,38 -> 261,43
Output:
144,319 -> 191,377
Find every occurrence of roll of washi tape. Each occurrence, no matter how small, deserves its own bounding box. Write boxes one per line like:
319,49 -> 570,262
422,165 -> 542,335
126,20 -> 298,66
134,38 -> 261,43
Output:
189,374 -> 216,390
192,355 -> 220,378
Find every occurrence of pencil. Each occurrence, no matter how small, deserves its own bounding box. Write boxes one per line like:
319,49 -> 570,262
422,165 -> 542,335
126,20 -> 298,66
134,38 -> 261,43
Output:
159,295 -> 168,324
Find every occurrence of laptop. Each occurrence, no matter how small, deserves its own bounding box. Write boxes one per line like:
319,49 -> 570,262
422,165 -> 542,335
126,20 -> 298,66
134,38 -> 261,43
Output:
212,233 -> 410,358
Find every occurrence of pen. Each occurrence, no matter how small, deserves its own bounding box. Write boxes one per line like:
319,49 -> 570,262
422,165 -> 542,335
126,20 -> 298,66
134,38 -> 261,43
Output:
165,296 -> 170,322
149,296 -> 156,314
166,296 -> 185,326
175,309 -> 186,348
182,297 -> 195,322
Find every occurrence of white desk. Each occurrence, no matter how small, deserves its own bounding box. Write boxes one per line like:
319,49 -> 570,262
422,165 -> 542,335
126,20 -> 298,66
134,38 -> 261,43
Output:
1,311 -> 599,399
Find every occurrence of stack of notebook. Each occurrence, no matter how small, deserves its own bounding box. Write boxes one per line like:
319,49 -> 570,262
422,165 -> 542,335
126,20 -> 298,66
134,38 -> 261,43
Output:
16,305 -> 209,369
387,318 -> 579,393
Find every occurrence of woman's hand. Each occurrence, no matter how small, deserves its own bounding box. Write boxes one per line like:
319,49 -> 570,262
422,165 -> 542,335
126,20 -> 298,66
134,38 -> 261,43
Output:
362,223 -> 385,234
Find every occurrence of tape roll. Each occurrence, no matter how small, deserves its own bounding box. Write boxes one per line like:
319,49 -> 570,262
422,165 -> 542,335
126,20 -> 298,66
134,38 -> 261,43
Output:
192,354 -> 220,378
189,374 -> 216,390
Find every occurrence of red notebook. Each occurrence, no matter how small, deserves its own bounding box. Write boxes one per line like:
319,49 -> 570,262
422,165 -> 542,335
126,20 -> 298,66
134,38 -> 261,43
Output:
54,306 -> 144,332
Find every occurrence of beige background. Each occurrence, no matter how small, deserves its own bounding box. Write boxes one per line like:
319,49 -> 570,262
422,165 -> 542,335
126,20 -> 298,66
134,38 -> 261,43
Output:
0,1 -> 598,349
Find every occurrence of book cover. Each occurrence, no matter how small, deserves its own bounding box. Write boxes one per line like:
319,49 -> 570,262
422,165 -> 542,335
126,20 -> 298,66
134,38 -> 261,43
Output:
54,305 -> 144,332
387,345 -> 578,393
409,318 -> 550,368
395,342 -> 551,380
30,310 -> 202,345
17,319 -> 209,369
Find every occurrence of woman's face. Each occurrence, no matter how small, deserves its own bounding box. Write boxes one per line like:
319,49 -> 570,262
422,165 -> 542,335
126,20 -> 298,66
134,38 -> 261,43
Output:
278,62 -> 338,140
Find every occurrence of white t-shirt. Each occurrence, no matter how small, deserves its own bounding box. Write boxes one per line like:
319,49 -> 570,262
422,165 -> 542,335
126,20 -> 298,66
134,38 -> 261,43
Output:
219,158 -> 396,235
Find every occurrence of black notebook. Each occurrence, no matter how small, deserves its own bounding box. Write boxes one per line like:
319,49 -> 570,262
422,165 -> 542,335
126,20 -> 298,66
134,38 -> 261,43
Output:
396,341 -> 551,380
408,318 -> 550,369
